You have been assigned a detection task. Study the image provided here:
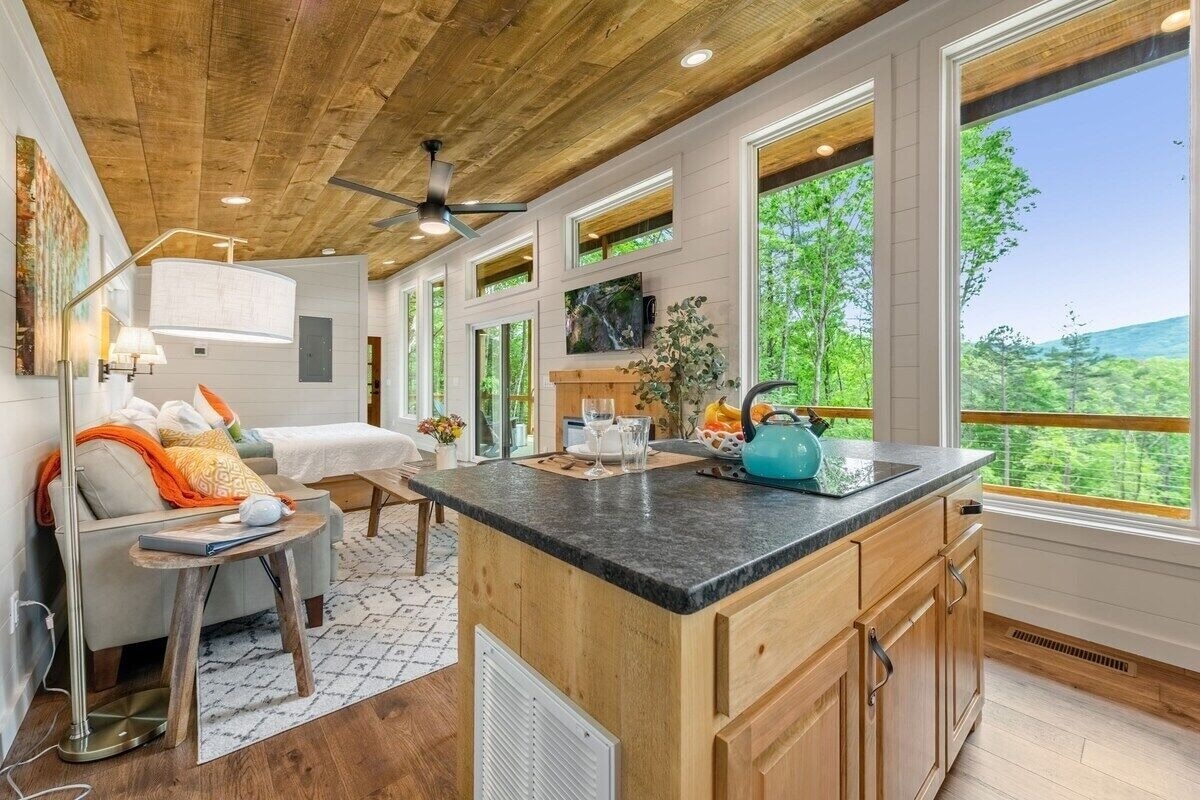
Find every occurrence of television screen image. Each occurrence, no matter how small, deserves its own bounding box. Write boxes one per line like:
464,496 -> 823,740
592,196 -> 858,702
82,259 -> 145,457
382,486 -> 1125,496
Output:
564,272 -> 644,353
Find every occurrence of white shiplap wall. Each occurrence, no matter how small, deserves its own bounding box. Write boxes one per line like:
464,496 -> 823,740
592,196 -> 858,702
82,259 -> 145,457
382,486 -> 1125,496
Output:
370,0 -> 1200,670
132,255 -> 369,428
0,0 -> 132,755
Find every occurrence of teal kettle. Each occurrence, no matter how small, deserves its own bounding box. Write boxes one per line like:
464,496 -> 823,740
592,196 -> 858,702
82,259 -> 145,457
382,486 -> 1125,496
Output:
739,381 -> 829,480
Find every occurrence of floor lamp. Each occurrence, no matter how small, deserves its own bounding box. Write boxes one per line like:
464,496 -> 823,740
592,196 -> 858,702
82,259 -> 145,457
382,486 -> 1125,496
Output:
55,228 -> 297,762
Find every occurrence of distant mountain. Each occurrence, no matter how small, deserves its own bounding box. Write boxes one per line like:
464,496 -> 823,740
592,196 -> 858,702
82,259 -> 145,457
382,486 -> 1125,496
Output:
1033,315 -> 1188,360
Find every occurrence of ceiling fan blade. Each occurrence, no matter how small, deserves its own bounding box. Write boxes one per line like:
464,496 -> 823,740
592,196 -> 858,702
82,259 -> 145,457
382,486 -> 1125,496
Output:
371,210 -> 420,230
427,160 -> 454,205
448,202 -> 528,214
329,176 -> 419,208
447,213 -> 480,239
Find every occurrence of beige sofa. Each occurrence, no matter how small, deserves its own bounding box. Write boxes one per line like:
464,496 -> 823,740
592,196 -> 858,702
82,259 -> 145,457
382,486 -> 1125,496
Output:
47,440 -> 343,690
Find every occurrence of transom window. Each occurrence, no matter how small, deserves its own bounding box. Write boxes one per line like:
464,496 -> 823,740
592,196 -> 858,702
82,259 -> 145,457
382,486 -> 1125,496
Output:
468,233 -> 536,300
569,169 -> 676,268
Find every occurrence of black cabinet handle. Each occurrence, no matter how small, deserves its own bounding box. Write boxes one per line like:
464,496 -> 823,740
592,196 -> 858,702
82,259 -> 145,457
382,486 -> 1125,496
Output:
959,500 -> 983,515
947,562 -> 969,614
867,628 -> 894,707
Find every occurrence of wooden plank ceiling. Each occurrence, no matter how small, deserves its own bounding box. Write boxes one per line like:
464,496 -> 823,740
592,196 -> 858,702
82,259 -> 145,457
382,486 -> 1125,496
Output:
24,0 -> 906,279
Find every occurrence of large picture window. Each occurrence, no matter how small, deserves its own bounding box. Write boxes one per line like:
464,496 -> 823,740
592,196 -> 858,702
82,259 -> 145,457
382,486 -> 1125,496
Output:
753,97 -> 875,439
952,0 -> 1192,520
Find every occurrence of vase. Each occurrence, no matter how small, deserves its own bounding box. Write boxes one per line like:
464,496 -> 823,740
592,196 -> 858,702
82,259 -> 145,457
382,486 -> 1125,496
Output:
435,443 -> 458,470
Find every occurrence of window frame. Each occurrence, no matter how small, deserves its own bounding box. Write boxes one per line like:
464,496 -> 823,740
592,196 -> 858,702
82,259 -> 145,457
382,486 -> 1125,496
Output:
922,0 -> 1200,534
424,269 -> 448,418
564,157 -> 683,274
466,301 -> 539,462
464,227 -> 539,306
399,282 -> 419,421
735,63 -> 893,442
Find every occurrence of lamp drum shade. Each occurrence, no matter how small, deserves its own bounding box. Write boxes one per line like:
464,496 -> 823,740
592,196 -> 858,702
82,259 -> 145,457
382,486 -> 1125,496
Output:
148,258 -> 296,343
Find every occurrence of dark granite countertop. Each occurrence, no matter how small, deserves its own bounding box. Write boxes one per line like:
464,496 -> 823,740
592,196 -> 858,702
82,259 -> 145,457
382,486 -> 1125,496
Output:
411,440 -> 993,614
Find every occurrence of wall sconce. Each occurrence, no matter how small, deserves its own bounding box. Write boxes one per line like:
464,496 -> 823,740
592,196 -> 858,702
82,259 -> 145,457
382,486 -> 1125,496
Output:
99,326 -> 166,382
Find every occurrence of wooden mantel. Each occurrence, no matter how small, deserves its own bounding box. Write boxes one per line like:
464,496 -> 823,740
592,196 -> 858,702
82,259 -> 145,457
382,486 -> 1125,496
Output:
548,368 -> 666,448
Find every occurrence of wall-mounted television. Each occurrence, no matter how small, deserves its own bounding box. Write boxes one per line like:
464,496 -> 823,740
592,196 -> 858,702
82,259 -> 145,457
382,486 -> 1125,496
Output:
564,272 -> 644,354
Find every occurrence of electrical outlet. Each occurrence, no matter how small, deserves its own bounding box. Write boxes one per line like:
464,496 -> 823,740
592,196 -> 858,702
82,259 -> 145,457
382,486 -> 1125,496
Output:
8,591 -> 18,635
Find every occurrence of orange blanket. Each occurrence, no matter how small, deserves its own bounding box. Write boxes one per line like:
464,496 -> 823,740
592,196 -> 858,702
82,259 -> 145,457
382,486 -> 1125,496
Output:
36,424 -> 292,527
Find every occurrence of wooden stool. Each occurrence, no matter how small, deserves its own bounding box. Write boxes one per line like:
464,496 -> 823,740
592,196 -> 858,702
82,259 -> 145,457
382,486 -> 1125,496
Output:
129,511 -> 326,748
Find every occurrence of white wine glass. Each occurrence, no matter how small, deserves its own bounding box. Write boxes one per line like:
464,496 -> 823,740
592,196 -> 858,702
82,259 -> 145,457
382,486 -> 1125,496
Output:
581,398 -> 616,478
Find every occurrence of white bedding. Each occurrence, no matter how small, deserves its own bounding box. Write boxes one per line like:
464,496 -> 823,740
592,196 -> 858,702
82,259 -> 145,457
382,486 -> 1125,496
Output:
255,423 -> 422,483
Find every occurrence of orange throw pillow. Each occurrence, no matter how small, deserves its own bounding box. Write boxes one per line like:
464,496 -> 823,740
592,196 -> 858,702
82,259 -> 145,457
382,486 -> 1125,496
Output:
196,384 -> 236,424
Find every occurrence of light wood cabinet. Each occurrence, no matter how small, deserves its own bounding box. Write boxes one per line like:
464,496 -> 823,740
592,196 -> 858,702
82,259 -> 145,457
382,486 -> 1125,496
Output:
857,557 -> 946,800
943,523 -> 984,767
716,629 -> 860,800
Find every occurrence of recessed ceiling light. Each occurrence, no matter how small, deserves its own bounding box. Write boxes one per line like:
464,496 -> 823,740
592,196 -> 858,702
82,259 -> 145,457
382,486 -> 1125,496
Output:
409,234 -> 425,241
461,200 -> 479,206
681,49 -> 713,68
1162,9 -> 1191,32
220,195 -> 252,206
816,144 -> 836,157
586,232 -> 600,240
213,241 -> 230,249
321,247 -> 336,255
383,259 -> 396,265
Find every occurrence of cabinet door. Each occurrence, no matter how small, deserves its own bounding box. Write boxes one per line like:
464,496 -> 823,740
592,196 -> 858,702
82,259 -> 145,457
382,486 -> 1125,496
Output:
716,629 -> 860,800
858,558 -> 945,800
944,524 -> 984,767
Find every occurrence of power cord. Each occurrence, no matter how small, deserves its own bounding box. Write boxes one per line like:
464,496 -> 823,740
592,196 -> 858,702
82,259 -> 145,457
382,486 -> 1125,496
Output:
0,601 -> 92,799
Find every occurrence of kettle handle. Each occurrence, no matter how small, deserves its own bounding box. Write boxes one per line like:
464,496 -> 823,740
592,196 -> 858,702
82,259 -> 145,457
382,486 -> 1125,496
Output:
740,380 -> 798,443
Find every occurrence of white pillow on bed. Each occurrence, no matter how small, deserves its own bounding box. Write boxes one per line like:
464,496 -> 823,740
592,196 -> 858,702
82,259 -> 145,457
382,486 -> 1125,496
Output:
156,400 -> 211,434
124,396 -> 159,417
107,408 -> 161,441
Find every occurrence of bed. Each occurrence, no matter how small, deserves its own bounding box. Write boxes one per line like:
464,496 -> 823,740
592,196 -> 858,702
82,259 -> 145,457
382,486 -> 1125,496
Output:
255,422 -> 422,497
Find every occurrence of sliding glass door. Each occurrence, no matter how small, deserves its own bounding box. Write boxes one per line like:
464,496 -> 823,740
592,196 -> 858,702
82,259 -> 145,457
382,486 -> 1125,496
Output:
473,317 -> 536,459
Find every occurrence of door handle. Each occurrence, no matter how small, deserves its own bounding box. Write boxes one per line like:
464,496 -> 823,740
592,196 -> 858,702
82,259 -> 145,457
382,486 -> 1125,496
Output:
959,499 -> 983,515
947,562 -> 969,614
867,627 -> 894,707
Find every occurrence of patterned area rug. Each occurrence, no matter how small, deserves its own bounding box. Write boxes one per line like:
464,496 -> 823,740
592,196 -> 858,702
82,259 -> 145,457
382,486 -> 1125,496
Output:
194,504 -> 459,763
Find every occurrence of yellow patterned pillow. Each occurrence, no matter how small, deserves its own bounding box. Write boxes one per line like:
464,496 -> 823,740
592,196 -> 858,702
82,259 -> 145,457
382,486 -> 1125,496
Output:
159,427 -> 238,457
166,446 -> 272,499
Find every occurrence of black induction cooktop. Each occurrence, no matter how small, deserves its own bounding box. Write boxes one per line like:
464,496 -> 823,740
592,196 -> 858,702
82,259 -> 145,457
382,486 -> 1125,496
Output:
696,457 -> 919,498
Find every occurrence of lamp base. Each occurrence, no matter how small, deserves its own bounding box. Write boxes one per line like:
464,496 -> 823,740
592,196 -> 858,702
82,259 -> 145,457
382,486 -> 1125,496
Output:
57,687 -> 168,763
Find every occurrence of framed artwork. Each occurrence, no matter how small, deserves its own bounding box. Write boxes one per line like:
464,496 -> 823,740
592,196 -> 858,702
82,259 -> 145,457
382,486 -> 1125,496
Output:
15,134 -> 90,377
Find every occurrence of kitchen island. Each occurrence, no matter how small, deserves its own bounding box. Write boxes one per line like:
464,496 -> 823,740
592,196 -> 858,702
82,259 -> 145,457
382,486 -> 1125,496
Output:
412,439 -> 994,800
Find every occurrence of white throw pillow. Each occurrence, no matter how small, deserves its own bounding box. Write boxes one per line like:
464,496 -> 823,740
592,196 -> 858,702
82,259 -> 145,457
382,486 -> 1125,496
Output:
106,408 -> 161,441
156,400 -> 211,434
124,396 -> 159,417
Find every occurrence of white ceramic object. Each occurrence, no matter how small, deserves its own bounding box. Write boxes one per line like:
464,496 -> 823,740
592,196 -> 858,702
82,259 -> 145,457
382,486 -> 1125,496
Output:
567,443 -> 622,463
695,428 -> 745,460
436,443 -> 458,470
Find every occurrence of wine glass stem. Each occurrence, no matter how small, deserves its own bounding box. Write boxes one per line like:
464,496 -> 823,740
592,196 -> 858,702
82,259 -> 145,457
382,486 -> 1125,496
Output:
591,429 -> 602,471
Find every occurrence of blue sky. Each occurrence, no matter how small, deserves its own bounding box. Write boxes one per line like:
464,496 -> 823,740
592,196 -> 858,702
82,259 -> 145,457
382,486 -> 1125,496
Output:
960,55 -> 1191,344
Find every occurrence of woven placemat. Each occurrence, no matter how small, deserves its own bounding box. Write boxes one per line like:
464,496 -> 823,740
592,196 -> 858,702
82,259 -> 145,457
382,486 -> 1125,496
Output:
514,449 -> 706,480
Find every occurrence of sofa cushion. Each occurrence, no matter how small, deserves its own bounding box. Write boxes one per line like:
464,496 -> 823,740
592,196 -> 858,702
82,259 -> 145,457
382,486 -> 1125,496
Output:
166,446 -> 273,499
75,439 -> 171,519
159,426 -> 238,457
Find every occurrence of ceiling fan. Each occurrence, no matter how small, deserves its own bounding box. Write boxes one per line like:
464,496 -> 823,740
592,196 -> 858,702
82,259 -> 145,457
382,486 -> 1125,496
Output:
327,139 -> 527,239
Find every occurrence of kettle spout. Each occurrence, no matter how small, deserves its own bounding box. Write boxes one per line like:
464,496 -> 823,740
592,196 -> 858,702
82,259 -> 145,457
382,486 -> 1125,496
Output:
806,407 -> 831,438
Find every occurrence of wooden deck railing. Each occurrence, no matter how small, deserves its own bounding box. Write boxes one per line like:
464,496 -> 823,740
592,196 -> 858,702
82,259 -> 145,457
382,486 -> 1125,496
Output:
807,406 -> 1191,519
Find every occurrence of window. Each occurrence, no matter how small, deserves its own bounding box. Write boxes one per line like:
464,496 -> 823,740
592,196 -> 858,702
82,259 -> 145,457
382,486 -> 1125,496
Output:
950,0 -> 1191,520
473,317 -> 536,460
468,233 -> 536,300
569,169 -> 676,268
403,288 -> 418,418
430,278 -> 446,415
752,96 -> 876,439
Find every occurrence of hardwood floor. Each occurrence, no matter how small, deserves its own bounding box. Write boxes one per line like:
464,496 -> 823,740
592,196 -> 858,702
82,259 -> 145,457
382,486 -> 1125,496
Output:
4,615 -> 1198,799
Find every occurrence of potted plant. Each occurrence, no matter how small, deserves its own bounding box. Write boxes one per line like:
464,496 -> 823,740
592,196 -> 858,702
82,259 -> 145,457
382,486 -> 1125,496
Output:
418,413 -> 466,469
622,295 -> 738,440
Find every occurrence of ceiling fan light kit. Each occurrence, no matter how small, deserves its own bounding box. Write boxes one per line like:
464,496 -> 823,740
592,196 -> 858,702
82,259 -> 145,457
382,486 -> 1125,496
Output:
328,139 -> 527,241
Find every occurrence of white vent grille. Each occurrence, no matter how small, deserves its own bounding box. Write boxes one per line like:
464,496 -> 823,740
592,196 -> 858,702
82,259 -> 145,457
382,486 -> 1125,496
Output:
475,625 -> 618,800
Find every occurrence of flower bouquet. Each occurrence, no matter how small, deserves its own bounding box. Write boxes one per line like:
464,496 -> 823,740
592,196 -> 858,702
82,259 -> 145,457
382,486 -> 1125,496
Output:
418,413 -> 466,469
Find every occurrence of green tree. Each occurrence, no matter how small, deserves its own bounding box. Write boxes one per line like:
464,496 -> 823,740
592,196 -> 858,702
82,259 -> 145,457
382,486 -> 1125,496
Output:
965,326 -> 1038,483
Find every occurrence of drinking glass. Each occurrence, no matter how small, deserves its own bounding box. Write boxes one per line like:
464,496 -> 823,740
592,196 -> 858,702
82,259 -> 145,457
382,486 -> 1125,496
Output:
617,415 -> 652,473
581,398 -> 616,478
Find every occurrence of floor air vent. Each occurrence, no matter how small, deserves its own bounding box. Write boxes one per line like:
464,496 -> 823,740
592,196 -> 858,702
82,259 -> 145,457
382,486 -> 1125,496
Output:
474,625 -> 618,800
1008,627 -> 1136,674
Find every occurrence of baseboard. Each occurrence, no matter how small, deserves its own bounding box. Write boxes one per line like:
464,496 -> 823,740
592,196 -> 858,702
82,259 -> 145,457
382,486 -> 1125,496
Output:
0,587 -> 66,760
984,588 -> 1200,672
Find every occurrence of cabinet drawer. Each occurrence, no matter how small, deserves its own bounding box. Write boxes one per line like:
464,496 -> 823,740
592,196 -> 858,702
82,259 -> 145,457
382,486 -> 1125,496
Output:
857,498 -> 943,609
942,477 -> 983,544
716,544 -> 859,718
